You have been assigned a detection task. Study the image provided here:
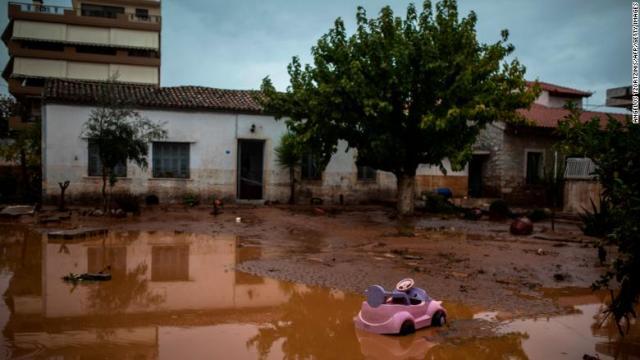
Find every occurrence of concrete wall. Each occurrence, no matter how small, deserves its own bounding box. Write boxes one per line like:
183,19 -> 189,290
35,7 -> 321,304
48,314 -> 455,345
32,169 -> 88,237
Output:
564,180 -> 601,214
535,90 -> 582,108
43,103 -> 469,204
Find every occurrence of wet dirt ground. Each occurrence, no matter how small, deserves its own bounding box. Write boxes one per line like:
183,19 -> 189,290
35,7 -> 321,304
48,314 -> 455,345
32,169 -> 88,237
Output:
0,205 -> 638,358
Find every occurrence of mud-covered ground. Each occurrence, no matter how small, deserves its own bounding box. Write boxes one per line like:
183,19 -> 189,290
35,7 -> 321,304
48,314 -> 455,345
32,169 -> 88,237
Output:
10,204 -> 603,318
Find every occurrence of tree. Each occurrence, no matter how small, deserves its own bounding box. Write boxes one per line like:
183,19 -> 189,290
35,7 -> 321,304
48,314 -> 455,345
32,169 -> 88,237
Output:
557,104 -> 639,335
81,81 -> 166,212
0,94 -> 14,138
259,0 -> 537,215
275,132 -> 302,204
0,95 -> 41,201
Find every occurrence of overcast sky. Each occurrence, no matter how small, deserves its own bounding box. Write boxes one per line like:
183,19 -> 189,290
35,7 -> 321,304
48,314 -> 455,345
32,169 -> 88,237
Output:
0,0 -> 631,112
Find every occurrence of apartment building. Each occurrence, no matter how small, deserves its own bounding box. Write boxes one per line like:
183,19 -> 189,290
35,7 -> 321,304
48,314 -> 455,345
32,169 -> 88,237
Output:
2,0 -> 161,129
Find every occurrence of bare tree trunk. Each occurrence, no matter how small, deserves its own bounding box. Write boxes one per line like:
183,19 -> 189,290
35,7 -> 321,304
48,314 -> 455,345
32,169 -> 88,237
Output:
19,148 -> 28,201
396,173 -> 416,216
101,166 -> 108,212
289,167 -> 295,204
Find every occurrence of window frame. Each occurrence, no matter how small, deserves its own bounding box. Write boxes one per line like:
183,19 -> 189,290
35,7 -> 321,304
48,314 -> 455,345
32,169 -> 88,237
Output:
524,149 -> 545,185
87,140 -> 127,178
300,152 -> 322,181
152,141 -> 191,179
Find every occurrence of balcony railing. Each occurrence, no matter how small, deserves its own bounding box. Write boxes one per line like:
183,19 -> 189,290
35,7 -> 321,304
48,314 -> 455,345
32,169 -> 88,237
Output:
9,2 -> 70,15
9,2 -> 161,24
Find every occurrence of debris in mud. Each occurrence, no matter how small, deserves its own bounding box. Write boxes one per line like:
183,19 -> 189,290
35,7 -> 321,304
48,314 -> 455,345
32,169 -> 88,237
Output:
313,207 -> 326,216
553,272 -> 572,282
63,266 -> 112,282
510,217 -> 533,235
0,205 -> 35,217
403,254 -> 423,261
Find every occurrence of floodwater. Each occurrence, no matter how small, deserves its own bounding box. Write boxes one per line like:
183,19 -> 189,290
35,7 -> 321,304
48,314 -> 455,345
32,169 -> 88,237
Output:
0,226 -> 637,359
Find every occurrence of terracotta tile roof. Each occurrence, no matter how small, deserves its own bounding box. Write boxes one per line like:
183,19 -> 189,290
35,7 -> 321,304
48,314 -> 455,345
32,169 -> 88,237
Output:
526,81 -> 592,97
518,103 -> 627,129
43,79 -> 263,113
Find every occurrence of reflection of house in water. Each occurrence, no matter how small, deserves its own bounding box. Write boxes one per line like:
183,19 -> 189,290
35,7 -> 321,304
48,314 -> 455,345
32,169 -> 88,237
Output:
6,231 -> 302,358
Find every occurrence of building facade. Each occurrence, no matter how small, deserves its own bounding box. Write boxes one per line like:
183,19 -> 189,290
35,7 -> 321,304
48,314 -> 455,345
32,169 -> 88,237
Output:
471,81 -> 626,206
42,79 -> 465,204
3,0 -> 161,129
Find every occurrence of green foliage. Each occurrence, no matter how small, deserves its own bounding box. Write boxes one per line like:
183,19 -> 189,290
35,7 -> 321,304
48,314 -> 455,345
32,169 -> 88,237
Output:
182,193 -> 200,207
81,79 -> 166,211
489,199 -> 510,219
578,198 -> 614,238
0,96 -> 42,201
113,192 -> 141,214
259,0 -> 537,214
275,132 -> 302,169
0,95 -> 15,138
275,132 -> 303,204
423,193 -> 457,213
557,104 -> 639,334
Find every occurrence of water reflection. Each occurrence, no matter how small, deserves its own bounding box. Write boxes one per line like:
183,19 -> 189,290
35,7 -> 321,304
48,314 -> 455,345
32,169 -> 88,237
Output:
0,227 -> 317,358
0,225 -> 637,359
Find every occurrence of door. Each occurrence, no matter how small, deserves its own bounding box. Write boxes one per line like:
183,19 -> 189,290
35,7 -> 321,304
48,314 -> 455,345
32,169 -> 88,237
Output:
237,140 -> 265,200
468,154 -> 488,198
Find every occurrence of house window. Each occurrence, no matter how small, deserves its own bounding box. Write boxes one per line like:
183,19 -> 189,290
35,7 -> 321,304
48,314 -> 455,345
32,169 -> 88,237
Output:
81,4 -> 125,18
357,165 -> 376,181
301,153 -> 321,180
135,8 -> 149,19
88,141 -> 127,177
152,142 -> 190,178
525,151 -> 543,184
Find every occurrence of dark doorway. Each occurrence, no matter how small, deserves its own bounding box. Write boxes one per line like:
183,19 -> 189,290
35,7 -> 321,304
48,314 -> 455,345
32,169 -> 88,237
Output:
237,140 -> 264,200
468,154 -> 489,197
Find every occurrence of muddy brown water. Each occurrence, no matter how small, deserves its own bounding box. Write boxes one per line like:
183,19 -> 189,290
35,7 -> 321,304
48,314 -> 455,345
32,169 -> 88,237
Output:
0,225 -> 637,359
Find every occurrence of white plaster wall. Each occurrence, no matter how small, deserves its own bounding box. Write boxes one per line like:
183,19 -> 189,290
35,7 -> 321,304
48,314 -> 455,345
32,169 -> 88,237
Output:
534,90 -> 583,108
43,103 -> 468,203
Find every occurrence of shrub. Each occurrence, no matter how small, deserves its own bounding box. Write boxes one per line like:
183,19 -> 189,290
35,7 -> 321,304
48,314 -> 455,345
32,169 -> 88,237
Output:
183,193 -> 200,207
579,198 -> 614,238
113,192 -> 140,214
423,193 -> 458,214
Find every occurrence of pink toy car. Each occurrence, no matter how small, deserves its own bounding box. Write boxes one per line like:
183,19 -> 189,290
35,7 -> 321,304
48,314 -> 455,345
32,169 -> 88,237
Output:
354,278 -> 447,335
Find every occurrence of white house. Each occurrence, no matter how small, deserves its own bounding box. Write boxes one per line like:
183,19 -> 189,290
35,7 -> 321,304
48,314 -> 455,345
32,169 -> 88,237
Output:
41,79 -> 466,204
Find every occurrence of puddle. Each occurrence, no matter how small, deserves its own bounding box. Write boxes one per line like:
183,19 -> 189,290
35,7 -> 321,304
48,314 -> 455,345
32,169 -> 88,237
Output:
0,225 -> 637,359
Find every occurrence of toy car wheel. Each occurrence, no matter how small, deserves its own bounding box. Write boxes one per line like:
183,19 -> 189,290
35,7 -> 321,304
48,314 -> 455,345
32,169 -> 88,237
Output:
432,311 -> 446,327
399,320 -> 415,335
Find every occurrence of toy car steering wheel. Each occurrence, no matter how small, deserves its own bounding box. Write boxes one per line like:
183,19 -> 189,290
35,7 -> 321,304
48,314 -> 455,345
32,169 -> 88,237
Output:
395,278 -> 415,292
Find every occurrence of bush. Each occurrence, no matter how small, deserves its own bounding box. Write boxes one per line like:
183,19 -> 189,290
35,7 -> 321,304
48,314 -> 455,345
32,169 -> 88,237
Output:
579,198 -> 614,238
113,192 -> 140,214
527,208 -> 550,222
423,193 -> 458,214
489,199 -> 511,220
145,194 -> 159,206
183,193 -> 200,207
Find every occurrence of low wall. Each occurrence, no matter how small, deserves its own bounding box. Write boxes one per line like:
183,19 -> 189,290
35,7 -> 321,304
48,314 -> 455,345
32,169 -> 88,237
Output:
564,179 -> 601,214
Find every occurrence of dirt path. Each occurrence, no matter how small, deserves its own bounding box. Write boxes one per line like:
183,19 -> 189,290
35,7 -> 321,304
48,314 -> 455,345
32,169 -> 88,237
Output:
20,204 -> 603,318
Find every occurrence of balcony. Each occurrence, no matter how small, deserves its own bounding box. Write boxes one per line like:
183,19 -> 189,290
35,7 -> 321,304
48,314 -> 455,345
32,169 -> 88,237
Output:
8,2 -> 161,29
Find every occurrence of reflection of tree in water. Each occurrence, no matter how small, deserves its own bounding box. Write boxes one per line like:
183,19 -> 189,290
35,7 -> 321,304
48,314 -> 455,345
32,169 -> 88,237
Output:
247,287 -> 363,359
425,333 -> 528,359
86,263 -> 165,315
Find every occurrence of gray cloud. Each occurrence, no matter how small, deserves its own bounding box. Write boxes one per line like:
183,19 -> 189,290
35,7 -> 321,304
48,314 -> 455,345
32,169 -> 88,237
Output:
0,0 -> 630,112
